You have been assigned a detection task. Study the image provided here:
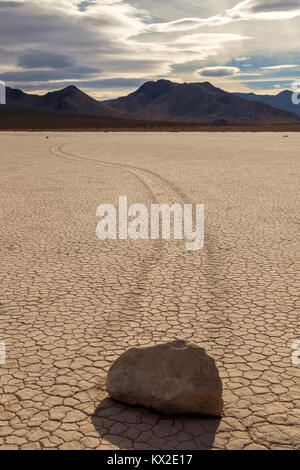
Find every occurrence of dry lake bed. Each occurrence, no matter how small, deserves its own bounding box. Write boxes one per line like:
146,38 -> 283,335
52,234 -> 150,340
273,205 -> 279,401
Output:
0,132 -> 299,450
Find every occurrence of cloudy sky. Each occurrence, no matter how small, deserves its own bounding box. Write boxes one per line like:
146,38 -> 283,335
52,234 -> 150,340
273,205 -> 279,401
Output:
0,0 -> 300,99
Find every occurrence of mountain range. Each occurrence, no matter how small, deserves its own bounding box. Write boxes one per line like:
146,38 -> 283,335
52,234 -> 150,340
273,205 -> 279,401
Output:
3,80 -> 300,124
109,80 -> 299,123
6,85 -> 119,118
235,90 -> 300,117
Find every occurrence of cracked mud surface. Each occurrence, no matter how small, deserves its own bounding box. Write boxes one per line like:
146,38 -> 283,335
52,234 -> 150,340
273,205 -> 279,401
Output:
0,132 -> 299,450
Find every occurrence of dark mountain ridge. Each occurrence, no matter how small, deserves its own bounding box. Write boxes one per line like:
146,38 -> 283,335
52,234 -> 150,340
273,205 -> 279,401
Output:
3,81 -> 300,124
235,90 -> 300,116
109,80 -> 300,123
5,85 -> 121,118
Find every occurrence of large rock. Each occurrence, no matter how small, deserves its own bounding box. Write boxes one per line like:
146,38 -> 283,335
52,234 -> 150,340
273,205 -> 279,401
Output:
106,340 -> 223,417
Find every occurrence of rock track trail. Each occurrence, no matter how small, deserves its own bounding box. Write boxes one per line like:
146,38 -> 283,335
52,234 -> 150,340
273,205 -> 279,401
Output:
50,142 -> 231,340
49,142 -> 194,333
0,132 -> 299,450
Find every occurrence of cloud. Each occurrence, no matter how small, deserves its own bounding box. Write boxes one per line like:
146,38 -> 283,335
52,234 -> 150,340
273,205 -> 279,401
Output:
261,64 -> 299,70
245,0 -> 300,13
147,16 -> 231,32
81,77 -> 146,88
0,1 -> 24,8
19,77 -> 146,91
18,50 -> 74,69
0,66 -> 100,82
0,0 -> 300,97
130,32 -> 249,64
148,0 -> 300,32
0,0 -> 153,88
76,1 -> 97,12
196,66 -> 241,77
228,0 -> 300,20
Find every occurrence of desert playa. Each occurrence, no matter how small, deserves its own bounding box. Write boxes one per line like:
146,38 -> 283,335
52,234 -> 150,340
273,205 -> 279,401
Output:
0,132 -> 299,450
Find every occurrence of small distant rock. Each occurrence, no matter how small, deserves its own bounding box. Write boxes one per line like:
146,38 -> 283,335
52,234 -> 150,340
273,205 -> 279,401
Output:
106,340 -> 223,417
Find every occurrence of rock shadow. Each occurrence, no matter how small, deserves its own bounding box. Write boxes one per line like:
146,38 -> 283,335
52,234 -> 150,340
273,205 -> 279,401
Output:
91,398 -> 221,450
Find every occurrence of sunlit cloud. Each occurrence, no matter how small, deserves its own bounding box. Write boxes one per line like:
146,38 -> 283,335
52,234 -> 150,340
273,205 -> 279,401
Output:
0,0 -> 300,97
261,64 -> 299,70
148,0 -> 300,32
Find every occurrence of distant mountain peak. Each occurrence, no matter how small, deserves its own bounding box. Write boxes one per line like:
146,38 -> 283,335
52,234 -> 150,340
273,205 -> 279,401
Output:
201,81 -> 217,89
156,79 -> 174,85
61,85 -> 83,94
235,89 -> 299,117
277,90 -> 292,97
5,84 -> 122,118
64,85 -> 80,90
135,79 -> 176,94
110,80 -> 300,123
45,85 -> 83,97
